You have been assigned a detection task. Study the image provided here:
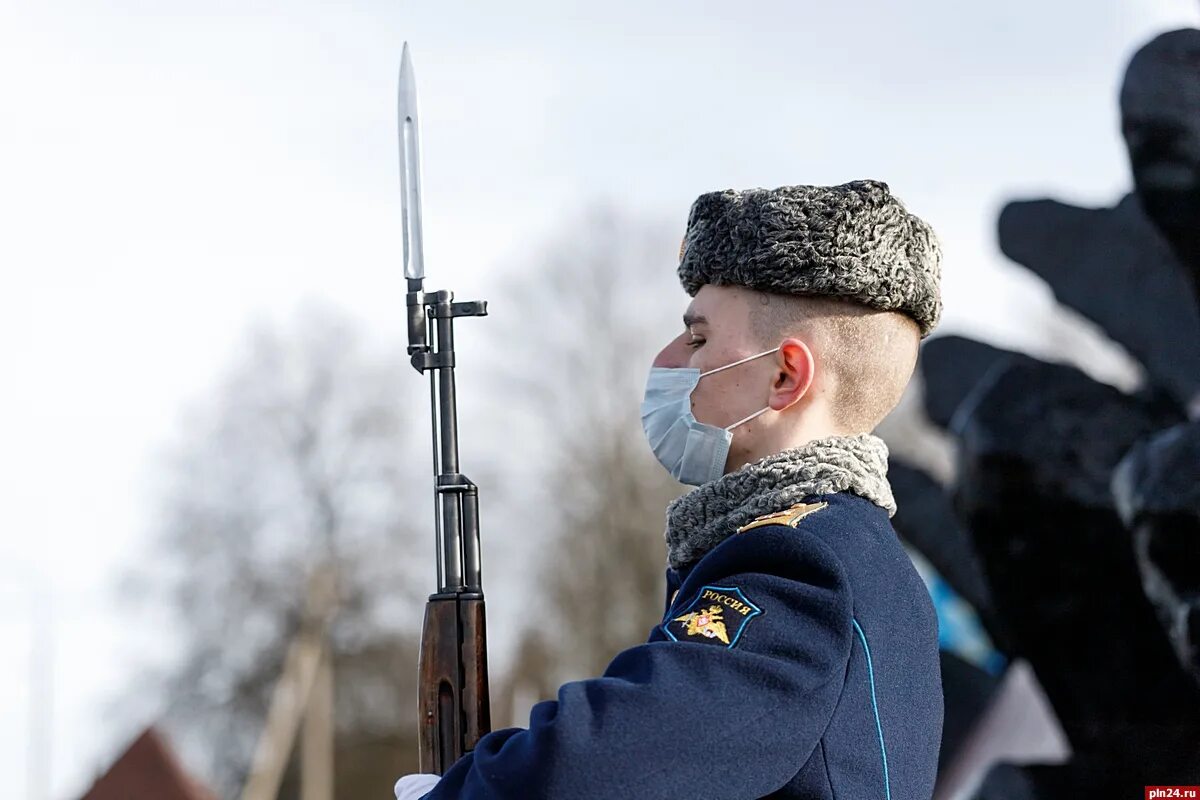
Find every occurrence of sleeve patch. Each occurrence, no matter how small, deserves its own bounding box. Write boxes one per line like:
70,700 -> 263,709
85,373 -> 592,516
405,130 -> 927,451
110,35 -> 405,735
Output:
662,585 -> 762,649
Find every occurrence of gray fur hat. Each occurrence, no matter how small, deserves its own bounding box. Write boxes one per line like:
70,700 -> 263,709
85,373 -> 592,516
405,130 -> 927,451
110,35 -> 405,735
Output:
677,180 -> 942,337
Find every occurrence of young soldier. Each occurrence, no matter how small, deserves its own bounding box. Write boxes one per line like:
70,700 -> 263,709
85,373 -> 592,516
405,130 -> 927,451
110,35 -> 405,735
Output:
397,179 -> 944,800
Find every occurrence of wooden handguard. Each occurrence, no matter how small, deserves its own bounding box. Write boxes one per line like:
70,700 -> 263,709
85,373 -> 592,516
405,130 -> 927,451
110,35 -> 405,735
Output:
417,594 -> 491,775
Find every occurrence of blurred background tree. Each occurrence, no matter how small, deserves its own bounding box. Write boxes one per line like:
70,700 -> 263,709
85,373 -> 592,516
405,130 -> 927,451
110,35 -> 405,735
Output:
123,307 -> 426,798
117,207 -> 695,796
484,206 -> 687,723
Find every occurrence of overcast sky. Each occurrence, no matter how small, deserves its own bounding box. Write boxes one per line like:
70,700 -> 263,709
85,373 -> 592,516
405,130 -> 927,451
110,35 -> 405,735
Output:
2,1 -> 1198,797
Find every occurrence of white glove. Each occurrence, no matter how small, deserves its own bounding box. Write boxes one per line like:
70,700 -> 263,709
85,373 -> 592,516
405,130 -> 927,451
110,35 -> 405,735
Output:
394,774 -> 441,800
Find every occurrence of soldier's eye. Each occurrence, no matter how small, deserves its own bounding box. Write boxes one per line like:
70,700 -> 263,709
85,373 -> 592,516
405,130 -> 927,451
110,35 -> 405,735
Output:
687,338 -> 705,348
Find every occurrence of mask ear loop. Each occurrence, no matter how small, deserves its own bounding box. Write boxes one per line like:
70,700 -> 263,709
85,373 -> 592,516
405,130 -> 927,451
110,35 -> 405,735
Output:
724,405 -> 770,432
698,346 -> 780,432
698,346 -> 781,378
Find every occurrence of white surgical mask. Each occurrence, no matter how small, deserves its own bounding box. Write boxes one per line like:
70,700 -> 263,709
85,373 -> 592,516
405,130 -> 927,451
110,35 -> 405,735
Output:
640,346 -> 780,486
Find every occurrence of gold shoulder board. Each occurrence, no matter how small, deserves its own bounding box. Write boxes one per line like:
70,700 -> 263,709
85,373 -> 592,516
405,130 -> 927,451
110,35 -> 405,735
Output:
736,501 -> 829,534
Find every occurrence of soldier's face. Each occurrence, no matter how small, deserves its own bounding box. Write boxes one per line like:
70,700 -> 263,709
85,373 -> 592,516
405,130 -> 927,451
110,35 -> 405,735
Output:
1123,111 -> 1200,240
1119,44 -> 1200,253
651,285 -> 777,432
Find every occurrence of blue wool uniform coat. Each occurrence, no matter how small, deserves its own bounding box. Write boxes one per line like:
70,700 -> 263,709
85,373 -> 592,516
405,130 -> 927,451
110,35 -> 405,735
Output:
422,491 -> 943,800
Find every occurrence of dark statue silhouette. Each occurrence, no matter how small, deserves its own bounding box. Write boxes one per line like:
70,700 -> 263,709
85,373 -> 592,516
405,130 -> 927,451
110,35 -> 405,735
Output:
896,28 -> 1200,798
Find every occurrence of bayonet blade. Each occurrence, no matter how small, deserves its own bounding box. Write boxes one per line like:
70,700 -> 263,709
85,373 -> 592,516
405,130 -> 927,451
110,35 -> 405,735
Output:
399,41 -> 425,281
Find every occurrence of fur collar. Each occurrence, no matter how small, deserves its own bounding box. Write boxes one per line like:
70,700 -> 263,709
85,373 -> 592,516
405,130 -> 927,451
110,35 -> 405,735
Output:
664,433 -> 895,569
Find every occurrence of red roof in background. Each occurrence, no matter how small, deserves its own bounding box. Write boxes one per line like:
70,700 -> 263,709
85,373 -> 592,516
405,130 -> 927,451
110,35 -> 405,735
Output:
80,727 -> 216,800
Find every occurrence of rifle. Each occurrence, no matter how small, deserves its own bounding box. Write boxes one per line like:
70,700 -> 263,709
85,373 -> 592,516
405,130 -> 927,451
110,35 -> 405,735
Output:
399,42 -> 492,775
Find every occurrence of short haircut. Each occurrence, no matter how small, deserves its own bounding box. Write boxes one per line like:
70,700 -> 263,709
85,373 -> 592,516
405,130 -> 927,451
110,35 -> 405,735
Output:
748,291 -> 920,432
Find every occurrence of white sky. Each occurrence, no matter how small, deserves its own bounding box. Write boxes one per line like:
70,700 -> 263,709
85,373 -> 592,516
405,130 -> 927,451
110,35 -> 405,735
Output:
1,1 -> 1198,797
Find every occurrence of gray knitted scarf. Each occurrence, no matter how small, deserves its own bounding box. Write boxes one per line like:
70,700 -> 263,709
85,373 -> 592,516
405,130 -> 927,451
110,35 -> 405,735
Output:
664,433 -> 896,569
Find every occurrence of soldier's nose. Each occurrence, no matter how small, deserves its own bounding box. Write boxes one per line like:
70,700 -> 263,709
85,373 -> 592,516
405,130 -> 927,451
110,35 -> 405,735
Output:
653,338 -> 686,369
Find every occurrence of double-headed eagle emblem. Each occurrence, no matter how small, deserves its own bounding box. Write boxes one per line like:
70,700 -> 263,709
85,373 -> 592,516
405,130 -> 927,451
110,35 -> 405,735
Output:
672,605 -> 730,645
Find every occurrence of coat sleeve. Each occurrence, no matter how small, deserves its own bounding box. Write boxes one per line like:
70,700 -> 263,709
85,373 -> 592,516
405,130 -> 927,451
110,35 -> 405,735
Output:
423,526 -> 854,800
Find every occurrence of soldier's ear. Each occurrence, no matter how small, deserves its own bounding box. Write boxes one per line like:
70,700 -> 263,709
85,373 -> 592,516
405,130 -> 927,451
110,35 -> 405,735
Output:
768,338 -> 814,412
